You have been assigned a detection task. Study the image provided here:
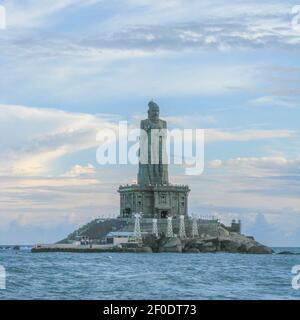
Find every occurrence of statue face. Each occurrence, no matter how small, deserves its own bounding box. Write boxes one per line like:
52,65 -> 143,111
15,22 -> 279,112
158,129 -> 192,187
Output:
148,107 -> 159,122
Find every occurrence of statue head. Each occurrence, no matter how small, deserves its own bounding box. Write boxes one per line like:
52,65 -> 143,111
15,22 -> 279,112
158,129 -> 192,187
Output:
148,101 -> 159,122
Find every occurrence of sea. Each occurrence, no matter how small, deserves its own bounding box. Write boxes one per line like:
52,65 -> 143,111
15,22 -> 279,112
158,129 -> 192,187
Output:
0,247 -> 299,300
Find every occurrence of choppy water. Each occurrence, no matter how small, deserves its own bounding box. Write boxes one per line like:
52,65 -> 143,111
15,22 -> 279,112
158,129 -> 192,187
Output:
0,247 -> 300,300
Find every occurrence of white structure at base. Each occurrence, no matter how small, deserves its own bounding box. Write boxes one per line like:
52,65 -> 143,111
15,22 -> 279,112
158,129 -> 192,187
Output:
134,213 -> 142,241
192,216 -> 199,238
166,216 -> 174,237
106,231 -> 135,245
152,218 -> 158,237
179,215 -> 186,238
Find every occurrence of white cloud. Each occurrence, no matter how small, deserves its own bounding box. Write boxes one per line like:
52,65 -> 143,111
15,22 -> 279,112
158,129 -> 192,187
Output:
165,114 -> 217,127
249,96 -> 300,108
226,156 -> 300,170
63,164 -> 95,177
81,0 -> 300,51
206,129 -> 294,142
209,159 -> 223,168
2,0 -> 299,106
0,104 -> 118,175
5,0 -> 103,29
209,156 -> 300,177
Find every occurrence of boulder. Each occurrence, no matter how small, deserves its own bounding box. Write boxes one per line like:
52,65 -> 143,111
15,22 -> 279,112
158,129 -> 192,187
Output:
159,237 -> 182,253
183,248 -> 200,253
218,227 -> 230,237
220,239 -> 241,253
247,245 -> 273,254
163,246 -> 182,253
61,217 -> 273,255
278,251 -> 295,255
184,239 -> 204,249
201,246 -> 218,253
200,241 -> 217,252
135,246 -> 153,253
143,234 -> 160,252
219,233 -> 273,254
183,238 -> 219,252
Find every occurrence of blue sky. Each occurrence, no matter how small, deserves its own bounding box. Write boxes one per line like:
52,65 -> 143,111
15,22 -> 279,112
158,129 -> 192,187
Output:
0,0 -> 300,245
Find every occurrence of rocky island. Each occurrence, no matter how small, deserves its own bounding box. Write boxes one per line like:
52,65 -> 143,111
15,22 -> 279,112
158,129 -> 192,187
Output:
32,101 -> 272,255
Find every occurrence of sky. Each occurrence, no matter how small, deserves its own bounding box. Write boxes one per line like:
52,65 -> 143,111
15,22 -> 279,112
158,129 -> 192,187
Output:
0,0 -> 300,245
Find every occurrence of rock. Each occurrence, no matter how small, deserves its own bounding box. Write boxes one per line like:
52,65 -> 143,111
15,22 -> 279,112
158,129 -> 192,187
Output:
218,227 -> 230,237
201,246 -> 217,253
59,218 -> 127,243
247,245 -> 273,254
57,217 -> 273,255
143,234 -> 160,252
278,251 -> 295,255
160,237 -> 182,253
184,239 -> 203,251
183,238 -> 219,253
135,246 -> 153,253
200,241 -> 217,252
163,246 -> 182,253
185,239 -> 204,248
161,237 -> 181,247
219,232 -> 273,254
183,248 -> 200,253
203,241 -> 213,247
220,239 -> 241,253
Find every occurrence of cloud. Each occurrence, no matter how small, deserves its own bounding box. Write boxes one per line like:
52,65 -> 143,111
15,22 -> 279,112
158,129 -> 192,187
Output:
213,156 -> 300,175
1,0 -> 300,109
2,103 -> 293,178
165,114 -> 217,127
206,129 -> 294,142
241,210 -> 300,247
1,0 -> 300,104
3,1 -> 300,59
0,104 -> 118,175
0,43 -> 258,101
249,96 -> 300,108
87,0 -> 299,51
226,156 -> 300,170
63,164 -> 95,177
208,159 -> 223,168
5,0 -> 103,29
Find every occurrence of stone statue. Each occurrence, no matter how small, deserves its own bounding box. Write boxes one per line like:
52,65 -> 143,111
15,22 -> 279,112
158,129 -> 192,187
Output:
137,101 -> 169,185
